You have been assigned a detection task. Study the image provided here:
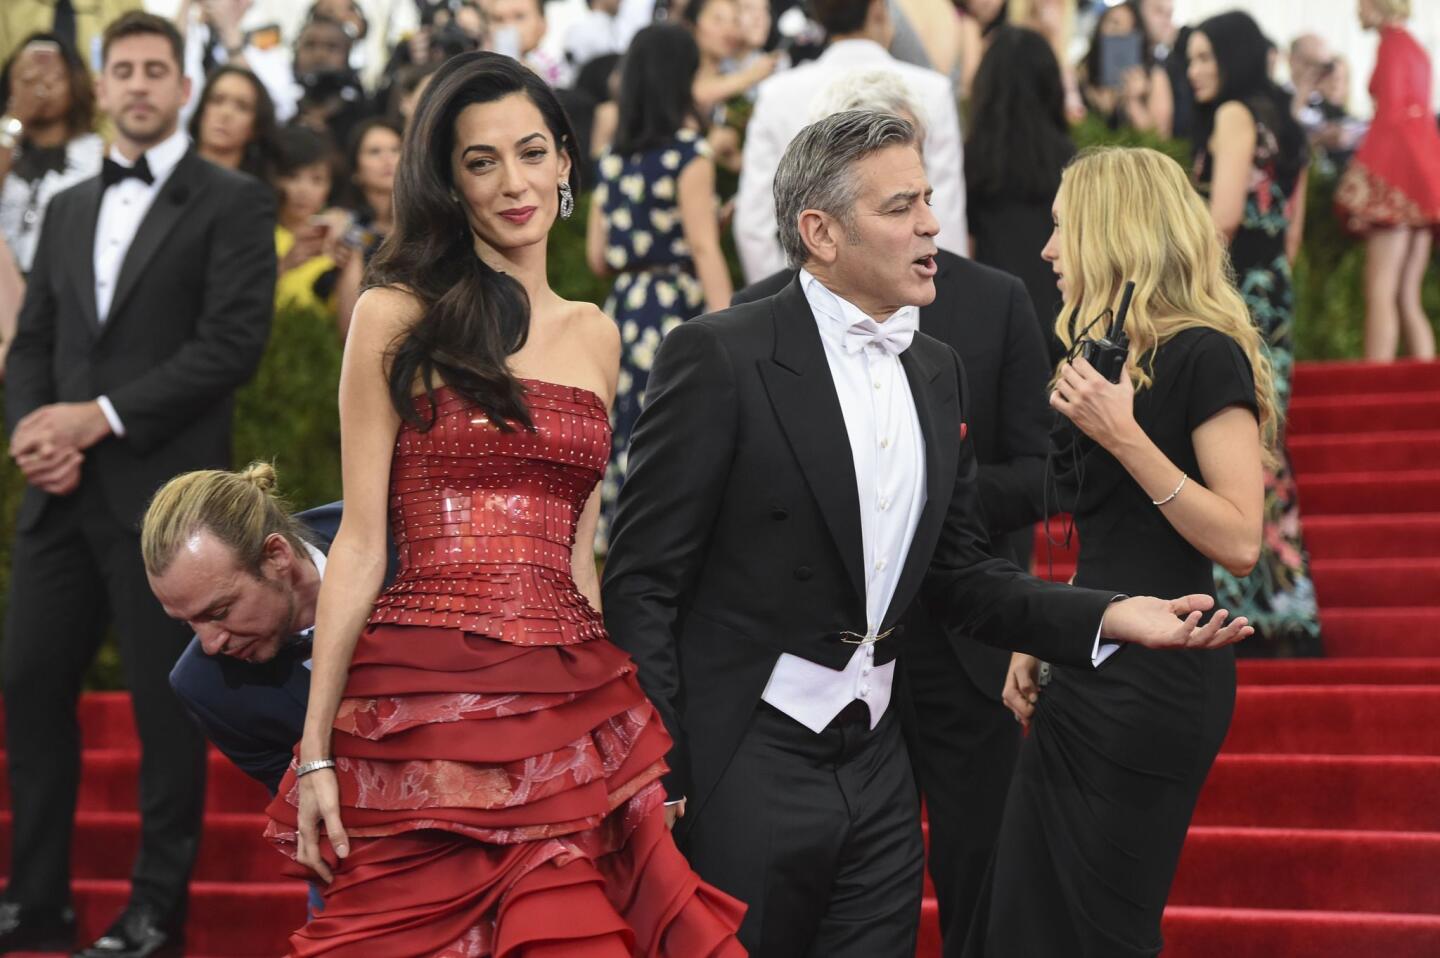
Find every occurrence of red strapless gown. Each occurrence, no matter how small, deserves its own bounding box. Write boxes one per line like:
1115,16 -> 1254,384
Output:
264,380 -> 745,957
1337,25 -> 1440,229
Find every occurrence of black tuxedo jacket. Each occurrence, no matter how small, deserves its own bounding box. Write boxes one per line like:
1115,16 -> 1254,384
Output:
169,503 -> 400,794
6,149 -> 275,531
601,277 -> 1114,810
733,252 -> 1052,699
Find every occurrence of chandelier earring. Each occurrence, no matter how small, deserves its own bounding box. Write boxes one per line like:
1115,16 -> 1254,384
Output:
559,181 -> 575,220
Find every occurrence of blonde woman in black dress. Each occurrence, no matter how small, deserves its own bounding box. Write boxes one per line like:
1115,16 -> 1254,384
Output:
966,146 -> 1277,957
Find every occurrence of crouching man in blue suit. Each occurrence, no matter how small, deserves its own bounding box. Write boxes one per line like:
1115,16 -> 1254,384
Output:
140,462 -> 393,795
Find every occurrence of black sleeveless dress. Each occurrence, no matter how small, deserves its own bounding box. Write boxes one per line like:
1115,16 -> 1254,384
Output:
965,328 -> 1258,957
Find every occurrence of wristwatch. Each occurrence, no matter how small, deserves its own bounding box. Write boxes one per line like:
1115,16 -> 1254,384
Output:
0,115 -> 22,152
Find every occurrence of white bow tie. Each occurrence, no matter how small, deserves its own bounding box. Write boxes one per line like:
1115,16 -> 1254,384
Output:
843,308 -> 919,356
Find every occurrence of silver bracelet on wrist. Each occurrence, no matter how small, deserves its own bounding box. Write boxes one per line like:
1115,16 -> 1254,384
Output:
1152,472 -> 1188,507
295,758 -> 337,778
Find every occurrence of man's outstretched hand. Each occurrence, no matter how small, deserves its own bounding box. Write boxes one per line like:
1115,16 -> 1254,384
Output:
1101,595 -> 1253,650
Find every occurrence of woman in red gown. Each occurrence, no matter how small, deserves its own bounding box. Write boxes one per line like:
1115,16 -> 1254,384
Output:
1336,0 -> 1440,361
263,53 -> 746,956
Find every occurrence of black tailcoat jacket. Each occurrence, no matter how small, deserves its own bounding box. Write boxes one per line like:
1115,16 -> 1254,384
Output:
602,277 -> 1115,813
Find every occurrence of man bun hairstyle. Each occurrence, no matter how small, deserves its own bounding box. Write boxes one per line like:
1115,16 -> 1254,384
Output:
141,463 -> 313,578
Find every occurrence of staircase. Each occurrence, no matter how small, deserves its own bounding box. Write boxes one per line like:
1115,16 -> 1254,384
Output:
1,362 -> 1437,956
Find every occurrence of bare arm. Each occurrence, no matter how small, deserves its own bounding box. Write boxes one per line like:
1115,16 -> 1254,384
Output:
677,155 -> 732,313
0,236 -> 23,378
1285,165 -> 1309,266
1053,358 -> 1264,576
1124,65 -> 1174,139
293,287 -> 412,881
585,182 -> 613,278
334,249 -> 364,340
692,55 -> 776,116
1207,102 -> 1258,240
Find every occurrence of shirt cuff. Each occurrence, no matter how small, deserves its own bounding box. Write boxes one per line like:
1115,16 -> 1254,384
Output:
96,396 -> 125,438
1091,594 -> 1127,667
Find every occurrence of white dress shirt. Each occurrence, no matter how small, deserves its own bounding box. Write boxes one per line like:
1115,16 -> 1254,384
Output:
300,541 -> 327,670
760,271 -> 928,733
92,128 -> 191,437
733,38 -> 968,283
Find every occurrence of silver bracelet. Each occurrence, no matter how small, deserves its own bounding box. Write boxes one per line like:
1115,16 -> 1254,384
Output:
295,758 -> 337,778
1152,472 -> 1188,507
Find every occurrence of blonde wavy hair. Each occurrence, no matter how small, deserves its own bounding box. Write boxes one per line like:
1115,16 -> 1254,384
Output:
1369,0 -> 1410,19
1053,146 -> 1279,455
142,462 -> 312,577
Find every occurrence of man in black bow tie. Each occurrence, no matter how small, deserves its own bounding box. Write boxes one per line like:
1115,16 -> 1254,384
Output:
603,110 -> 1254,957
0,11 -> 274,958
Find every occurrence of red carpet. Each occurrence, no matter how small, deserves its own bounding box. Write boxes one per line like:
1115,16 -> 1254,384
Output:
2,361 -> 1438,956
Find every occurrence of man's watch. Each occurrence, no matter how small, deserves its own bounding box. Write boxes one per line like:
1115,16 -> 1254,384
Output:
0,115 -> 23,152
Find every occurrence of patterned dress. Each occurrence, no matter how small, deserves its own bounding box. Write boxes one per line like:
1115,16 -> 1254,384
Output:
594,129 -> 710,553
1196,110 -> 1323,656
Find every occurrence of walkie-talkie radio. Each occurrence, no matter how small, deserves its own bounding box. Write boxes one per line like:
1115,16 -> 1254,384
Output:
1079,280 -> 1135,383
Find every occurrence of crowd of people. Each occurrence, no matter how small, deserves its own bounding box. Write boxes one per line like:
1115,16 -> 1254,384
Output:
0,0 -> 1437,957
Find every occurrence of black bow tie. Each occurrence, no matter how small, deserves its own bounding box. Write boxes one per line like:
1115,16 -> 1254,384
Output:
101,155 -> 155,188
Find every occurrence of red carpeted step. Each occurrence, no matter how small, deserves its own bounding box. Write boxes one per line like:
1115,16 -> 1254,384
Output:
1161,906 -> 1440,958
1292,360 -> 1440,398
63,879 -> 303,956
1225,686 -> 1440,755
0,750 -> 272,814
1289,431 -> 1440,474
0,812 -> 276,883
1298,470 -> 1440,515
1237,658 -> 1440,685
1310,557 -> 1440,608
1320,607 -> 1440,657
1193,754 -> 1440,831
1288,392 -> 1440,435
1170,826 -> 1440,913
1302,513 -> 1440,559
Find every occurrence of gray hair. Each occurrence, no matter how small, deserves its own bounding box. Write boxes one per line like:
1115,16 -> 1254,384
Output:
773,110 -> 919,269
807,70 -> 928,142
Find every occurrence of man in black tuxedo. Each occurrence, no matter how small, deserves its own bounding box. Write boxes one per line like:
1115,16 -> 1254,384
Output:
733,247 -> 1052,954
602,110 -> 1251,957
1,12 -> 274,957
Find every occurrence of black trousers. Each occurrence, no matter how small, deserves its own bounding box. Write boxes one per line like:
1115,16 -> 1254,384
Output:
680,700 -> 926,958
2,484 -> 206,917
902,621 -> 1021,957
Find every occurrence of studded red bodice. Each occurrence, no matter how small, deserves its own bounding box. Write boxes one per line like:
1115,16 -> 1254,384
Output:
367,379 -> 612,645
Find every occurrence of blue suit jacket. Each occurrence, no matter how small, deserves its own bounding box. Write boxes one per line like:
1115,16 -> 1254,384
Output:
169,502 -> 394,795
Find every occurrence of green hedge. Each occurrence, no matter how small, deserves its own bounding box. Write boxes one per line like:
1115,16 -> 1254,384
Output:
4,127 -> 1434,688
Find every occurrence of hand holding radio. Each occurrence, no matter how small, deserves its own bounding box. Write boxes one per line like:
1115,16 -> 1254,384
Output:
1053,280 -> 1140,450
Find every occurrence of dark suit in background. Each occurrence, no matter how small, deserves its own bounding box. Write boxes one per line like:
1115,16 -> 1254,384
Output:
734,251 -> 1054,954
604,276 -> 1110,956
3,151 -> 274,922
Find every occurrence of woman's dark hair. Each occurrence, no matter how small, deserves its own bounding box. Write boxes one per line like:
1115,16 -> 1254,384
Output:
612,25 -> 701,156
187,65 -> 280,182
1082,1 -> 1154,88
343,116 -> 403,209
958,0 -> 1009,35
966,26 -> 1075,204
272,124 -> 337,210
367,52 -> 581,431
1192,11 -> 1307,193
681,0 -> 732,27
0,32 -> 95,138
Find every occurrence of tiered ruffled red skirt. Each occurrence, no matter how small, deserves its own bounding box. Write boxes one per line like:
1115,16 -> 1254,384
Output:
264,624 -> 745,956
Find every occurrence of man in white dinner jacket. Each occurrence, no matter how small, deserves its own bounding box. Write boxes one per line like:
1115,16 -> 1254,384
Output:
734,0 -> 967,283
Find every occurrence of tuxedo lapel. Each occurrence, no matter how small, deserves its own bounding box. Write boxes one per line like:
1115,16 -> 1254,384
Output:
757,279 -> 867,603
103,151 -> 202,337
72,178 -> 103,333
883,339 -> 956,626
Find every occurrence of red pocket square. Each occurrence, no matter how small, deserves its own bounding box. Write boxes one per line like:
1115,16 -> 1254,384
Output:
960,422 -> 968,442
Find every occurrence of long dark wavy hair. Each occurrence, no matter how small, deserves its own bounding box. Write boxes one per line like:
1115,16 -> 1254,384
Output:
367,52 -> 581,432
1191,11 -> 1307,193
187,65 -> 280,182
965,26 -> 1075,204
0,32 -> 96,139
613,24 -> 702,156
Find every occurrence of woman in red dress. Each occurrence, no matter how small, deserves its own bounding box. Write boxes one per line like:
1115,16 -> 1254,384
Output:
1336,0 -> 1440,361
263,53 -> 746,956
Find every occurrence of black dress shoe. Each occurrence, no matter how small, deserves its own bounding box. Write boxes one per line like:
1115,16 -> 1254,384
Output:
0,901 -> 76,953
71,906 -> 183,958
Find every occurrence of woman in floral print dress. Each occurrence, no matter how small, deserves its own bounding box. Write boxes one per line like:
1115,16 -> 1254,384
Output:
1188,12 -> 1322,655
586,24 -> 733,553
